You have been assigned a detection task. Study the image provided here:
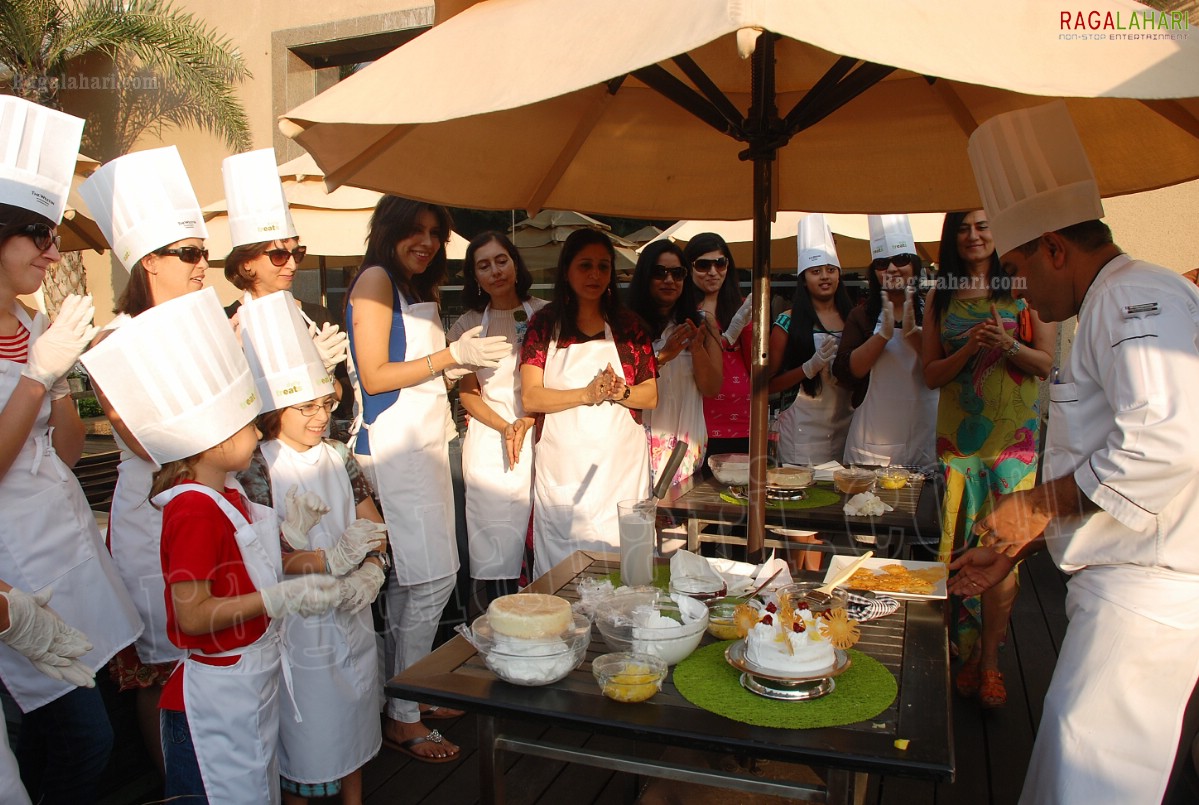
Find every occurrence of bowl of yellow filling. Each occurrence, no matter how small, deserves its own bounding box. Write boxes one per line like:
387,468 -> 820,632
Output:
875,467 -> 911,490
592,652 -> 668,703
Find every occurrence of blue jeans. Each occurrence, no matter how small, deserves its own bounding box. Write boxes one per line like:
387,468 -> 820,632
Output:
161,708 -> 207,803
15,685 -> 113,805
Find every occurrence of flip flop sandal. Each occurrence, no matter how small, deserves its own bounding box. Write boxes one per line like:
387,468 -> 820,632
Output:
955,655 -> 982,698
383,729 -> 461,764
979,669 -> 1007,709
420,705 -> 465,720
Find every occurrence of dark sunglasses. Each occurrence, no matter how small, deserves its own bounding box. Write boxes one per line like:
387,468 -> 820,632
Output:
693,256 -> 729,273
4,222 -> 61,253
650,265 -> 688,282
265,245 -> 307,267
155,246 -> 210,264
871,253 -> 917,271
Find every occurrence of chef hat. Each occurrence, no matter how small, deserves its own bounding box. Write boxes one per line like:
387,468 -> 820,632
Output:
239,291 -> 334,412
968,101 -> 1104,258
80,287 -> 260,466
0,96 -> 84,224
796,213 -> 840,271
79,146 -> 207,272
222,148 -> 297,248
867,215 -> 916,261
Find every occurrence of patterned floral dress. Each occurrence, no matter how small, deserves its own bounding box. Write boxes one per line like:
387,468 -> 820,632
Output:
935,296 -> 1041,657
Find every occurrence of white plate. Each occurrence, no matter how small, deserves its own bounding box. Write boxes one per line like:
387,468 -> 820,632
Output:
823,556 -> 948,600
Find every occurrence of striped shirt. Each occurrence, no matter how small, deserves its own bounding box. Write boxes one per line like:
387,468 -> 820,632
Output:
0,323 -> 29,363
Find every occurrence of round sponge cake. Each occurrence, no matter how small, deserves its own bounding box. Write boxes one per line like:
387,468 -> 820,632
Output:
488,594 -> 572,638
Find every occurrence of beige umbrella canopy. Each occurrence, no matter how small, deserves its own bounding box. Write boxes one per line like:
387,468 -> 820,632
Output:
510,209 -> 639,278
60,154 -> 106,254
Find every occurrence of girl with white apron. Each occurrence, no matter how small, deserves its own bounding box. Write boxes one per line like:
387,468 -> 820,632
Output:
776,328 -> 855,466
645,321 -> 708,486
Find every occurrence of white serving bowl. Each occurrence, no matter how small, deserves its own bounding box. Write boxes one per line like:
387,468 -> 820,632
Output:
708,453 -> 750,486
595,590 -> 708,665
468,612 -> 591,686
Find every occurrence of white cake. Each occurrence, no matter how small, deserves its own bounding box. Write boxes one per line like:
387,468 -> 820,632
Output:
744,607 -> 836,676
488,593 -> 572,639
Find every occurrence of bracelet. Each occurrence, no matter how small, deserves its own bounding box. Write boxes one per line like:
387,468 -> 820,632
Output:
425,355 -> 436,376
1004,340 -> 1022,357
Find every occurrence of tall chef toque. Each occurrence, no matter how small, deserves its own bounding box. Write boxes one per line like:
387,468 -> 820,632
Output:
238,290 -> 334,412
797,213 -> 840,271
78,145 -> 207,272
867,214 -> 916,262
81,287 -> 261,466
967,100 -> 1105,258
222,148 -> 297,248
0,96 -> 84,223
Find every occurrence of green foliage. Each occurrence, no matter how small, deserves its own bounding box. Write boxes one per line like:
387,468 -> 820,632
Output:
76,394 -> 102,419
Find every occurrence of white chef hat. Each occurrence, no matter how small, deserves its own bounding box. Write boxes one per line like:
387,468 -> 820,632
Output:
80,287 -> 260,466
867,215 -> 916,262
967,101 -> 1105,258
796,213 -> 840,271
0,96 -> 84,224
239,291 -> 334,412
222,148 -> 297,248
79,146 -> 208,272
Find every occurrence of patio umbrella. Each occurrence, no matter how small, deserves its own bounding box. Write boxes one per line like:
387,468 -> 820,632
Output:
281,0 -> 1199,559
510,209 -> 639,278
59,154 -> 106,254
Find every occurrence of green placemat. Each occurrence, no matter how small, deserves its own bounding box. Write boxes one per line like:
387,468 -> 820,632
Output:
672,642 -> 897,728
719,485 -> 841,510
601,564 -> 671,590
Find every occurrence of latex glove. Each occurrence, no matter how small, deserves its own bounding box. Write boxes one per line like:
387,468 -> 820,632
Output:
280,487 -> 330,550
309,322 -> 348,371
449,325 -> 510,369
22,295 -> 98,390
801,336 -> 839,379
443,366 -> 471,383
50,375 -> 72,401
326,519 -> 388,577
721,296 -> 753,347
878,292 -> 896,340
337,562 -> 386,614
901,284 -> 920,337
260,575 -> 341,619
0,587 -> 95,688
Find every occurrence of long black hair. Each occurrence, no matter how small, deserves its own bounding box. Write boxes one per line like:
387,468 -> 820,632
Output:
780,267 -> 853,397
461,231 -> 534,313
931,210 -> 1008,324
626,240 -> 699,341
544,228 -> 623,342
358,196 -> 453,306
683,232 -> 742,329
865,254 -> 924,326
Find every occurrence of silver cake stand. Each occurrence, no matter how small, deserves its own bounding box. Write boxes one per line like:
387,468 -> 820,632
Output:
725,642 -> 851,701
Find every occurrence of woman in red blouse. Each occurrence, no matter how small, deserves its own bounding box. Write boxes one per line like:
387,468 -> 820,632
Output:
520,228 -> 657,577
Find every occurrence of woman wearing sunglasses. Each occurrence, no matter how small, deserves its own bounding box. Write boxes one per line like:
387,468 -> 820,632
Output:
921,210 -> 1054,709
833,215 -> 939,469
627,240 -> 722,488
78,146 -> 219,781
685,233 -> 751,460
447,232 -> 547,607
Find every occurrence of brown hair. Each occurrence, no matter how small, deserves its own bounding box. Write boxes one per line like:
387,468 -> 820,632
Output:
256,408 -> 286,441
224,241 -> 272,291
115,264 -> 154,316
0,204 -> 54,243
149,454 -> 204,507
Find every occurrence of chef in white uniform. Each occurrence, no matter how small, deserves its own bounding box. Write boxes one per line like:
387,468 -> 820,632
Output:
239,289 -> 385,802
836,214 -> 939,468
0,95 -> 144,804
949,101 -> 1199,805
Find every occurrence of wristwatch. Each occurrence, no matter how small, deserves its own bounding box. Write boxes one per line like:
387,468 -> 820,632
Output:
1004,340 -> 1022,357
365,550 -> 391,574
620,385 -> 632,402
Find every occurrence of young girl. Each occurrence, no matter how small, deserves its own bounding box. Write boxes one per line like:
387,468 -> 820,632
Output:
81,289 -> 342,805
238,290 -> 386,804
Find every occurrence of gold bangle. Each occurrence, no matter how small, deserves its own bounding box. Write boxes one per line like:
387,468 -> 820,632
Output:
425,355 -> 436,376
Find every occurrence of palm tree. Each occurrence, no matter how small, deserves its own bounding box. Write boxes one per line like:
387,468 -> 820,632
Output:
0,0 -> 252,312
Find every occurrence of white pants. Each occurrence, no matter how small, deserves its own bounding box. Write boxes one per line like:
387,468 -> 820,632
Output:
381,574 -> 456,723
1021,580 -> 1199,804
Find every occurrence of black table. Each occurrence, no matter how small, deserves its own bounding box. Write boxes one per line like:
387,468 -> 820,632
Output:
388,551 -> 953,804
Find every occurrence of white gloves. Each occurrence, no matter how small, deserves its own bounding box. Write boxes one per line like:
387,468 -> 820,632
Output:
326,519 -> 388,577
337,562 -> 386,614
878,291 -> 896,340
902,285 -> 920,337
449,325 -> 510,369
280,487 -> 330,550
50,375 -> 72,401
260,575 -> 341,619
722,296 -> 753,347
802,336 -> 839,379
22,295 -> 98,391
309,322 -> 349,372
443,366 -> 471,383
0,587 -> 94,688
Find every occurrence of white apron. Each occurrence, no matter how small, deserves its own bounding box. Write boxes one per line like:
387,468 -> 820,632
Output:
462,303 -> 536,580
777,332 -> 853,467
843,325 -> 939,467
644,323 -> 706,488
153,481 -> 286,805
532,326 -> 651,578
0,305 -> 143,711
361,295 -> 458,586
259,439 -> 381,783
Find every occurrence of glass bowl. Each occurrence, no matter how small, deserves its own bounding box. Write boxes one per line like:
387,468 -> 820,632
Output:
775,581 -> 849,614
669,575 -> 727,603
708,453 -> 750,486
469,612 -> 591,686
875,467 -> 912,490
596,590 -> 708,665
592,652 -> 668,703
767,466 -> 814,489
833,467 -> 876,494
705,599 -> 744,641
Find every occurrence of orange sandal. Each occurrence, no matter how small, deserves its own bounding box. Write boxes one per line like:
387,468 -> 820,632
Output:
979,669 -> 1007,708
955,655 -> 981,697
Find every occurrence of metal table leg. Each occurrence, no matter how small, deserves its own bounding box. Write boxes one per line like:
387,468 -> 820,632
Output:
479,714 -> 502,805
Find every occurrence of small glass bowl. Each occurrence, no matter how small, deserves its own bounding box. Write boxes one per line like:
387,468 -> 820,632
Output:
592,652 -> 668,703
875,467 -> 911,490
669,575 -> 727,603
833,467 -> 876,494
705,599 -> 743,641
775,581 -> 849,614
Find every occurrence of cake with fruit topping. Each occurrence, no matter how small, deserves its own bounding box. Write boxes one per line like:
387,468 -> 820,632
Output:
735,596 -> 860,676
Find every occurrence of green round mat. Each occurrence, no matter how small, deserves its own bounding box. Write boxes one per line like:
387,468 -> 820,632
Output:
671,642 -> 897,728
602,564 -> 672,589
719,485 -> 841,510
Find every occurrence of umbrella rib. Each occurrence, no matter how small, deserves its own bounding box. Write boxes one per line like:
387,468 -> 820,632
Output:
782,61 -> 896,136
526,85 -> 616,214
633,64 -> 742,139
1140,99 -> 1199,141
670,53 -> 747,133
924,77 -> 980,138
323,123 -> 415,192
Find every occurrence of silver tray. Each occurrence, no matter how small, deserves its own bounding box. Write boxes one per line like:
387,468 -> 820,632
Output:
727,485 -> 810,501
725,641 -> 850,701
